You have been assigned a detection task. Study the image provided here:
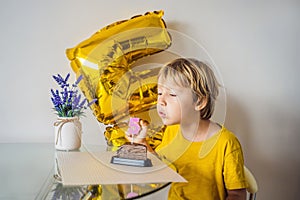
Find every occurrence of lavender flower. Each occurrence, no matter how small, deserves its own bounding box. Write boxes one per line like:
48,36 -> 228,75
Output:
50,73 -> 96,117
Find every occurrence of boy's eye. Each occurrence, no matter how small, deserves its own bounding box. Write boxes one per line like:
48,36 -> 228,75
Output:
170,93 -> 177,97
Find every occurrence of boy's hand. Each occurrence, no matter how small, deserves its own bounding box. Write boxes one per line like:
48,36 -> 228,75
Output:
138,119 -> 149,138
125,118 -> 149,143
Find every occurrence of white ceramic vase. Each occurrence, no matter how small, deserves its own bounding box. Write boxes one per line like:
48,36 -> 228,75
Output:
54,116 -> 82,151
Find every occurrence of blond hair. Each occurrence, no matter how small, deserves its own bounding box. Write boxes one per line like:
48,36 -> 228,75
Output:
158,58 -> 220,120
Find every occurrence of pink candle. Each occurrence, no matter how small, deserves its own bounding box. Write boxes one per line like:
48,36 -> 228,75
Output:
127,117 -> 141,135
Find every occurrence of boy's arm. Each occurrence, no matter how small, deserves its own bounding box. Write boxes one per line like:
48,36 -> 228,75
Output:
226,188 -> 246,200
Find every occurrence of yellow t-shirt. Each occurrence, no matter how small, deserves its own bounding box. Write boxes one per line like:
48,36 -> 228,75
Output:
155,125 -> 248,200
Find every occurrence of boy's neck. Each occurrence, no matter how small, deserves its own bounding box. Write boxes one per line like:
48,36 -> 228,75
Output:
180,119 -> 211,142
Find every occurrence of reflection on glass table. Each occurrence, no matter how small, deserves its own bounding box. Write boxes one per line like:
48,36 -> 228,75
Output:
36,171 -> 170,200
35,145 -> 170,200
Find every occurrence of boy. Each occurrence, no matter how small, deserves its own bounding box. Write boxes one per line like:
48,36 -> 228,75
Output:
128,58 -> 247,200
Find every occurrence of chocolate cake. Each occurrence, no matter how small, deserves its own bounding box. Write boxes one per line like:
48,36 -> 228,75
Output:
111,143 -> 152,167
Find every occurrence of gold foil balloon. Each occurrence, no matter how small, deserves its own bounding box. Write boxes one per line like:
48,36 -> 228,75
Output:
66,11 -> 171,147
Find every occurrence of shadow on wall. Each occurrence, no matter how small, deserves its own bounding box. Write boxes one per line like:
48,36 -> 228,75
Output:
224,95 -> 255,165
225,95 -> 300,200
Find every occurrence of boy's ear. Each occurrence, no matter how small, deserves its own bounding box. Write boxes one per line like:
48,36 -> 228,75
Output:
195,97 -> 208,111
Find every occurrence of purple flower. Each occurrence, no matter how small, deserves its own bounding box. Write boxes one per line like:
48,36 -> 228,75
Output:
50,73 -> 96,117
75,75 -> 83,85
87,99 -> 98,107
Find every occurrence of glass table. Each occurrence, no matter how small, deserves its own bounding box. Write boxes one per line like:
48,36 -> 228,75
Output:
0,143 -> 169,199
36,144 -> 170,199
0,143 -> 55,199
36,170 -> 170,199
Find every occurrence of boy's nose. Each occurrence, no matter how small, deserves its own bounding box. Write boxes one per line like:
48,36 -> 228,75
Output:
157,96 -> 166,106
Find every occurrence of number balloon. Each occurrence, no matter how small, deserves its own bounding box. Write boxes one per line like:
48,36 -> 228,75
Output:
66,11 -> 171,147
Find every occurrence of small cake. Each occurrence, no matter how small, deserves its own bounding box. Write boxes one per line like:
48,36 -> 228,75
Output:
111,143 -> 152,167
111,117 -> 152,167
117,143 -> 147,160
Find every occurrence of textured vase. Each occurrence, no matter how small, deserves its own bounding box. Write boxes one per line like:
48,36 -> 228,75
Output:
54,116 -> 82,151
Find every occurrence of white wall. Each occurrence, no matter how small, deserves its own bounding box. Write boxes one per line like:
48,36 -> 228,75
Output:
0,0 -> 299,199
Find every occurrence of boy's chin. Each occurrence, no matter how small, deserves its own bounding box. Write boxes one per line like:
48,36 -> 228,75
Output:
161,119 -> 178,126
